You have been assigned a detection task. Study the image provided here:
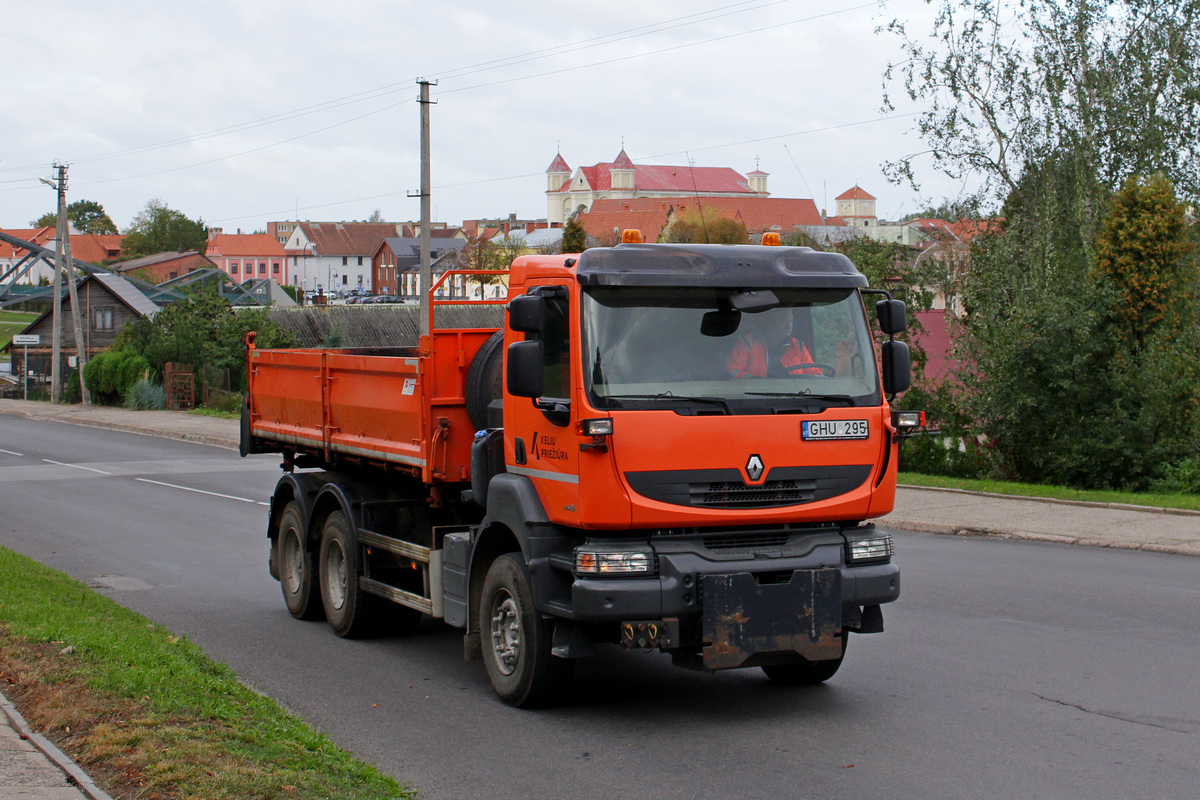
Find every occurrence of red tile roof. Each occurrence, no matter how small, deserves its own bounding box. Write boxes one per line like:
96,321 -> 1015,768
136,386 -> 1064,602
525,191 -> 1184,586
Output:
557,160 -> 754,195
69,233 -> 124,263
206,233 -> 286,259
546,153 -> 571,173
835,186 -> 876,201
578,196 -> 826,242
611,148 -> 635,170
0,228 -> 123,263
289,222 -> 397,256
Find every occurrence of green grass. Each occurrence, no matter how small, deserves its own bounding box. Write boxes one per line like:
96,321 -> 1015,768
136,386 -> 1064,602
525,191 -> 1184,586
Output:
0,546 -> 415,800
0,310 -> 38,352
898,472 -> 1200,512
188,406 -> 239,419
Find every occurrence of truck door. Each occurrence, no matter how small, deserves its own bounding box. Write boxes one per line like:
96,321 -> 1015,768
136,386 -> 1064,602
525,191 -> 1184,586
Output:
507,285 -> 581,526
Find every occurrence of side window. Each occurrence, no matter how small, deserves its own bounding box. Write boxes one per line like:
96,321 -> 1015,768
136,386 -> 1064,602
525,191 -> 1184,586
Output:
536,289 -> 571,400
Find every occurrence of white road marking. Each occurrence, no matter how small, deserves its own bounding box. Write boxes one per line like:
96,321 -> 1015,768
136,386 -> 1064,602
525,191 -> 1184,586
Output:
135,477 -> 263,504
0,448 -> 24,456
43,458 -> 112,475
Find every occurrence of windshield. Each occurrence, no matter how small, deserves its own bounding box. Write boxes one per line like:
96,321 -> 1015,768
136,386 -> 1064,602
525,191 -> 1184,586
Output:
583,286 -> 880,414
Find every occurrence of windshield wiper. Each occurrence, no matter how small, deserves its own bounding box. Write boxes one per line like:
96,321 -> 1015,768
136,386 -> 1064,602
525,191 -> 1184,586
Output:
605,393 -> 731,413
745,391 -> 855,406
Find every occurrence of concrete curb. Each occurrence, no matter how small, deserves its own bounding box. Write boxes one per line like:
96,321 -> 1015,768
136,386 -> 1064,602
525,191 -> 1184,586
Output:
881,517 -> 1200,556
897,483 -> 1200,518
0,690 -> 115,800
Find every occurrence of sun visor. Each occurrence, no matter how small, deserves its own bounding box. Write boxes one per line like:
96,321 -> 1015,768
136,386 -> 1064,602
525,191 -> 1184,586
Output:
575,243 -> 868,289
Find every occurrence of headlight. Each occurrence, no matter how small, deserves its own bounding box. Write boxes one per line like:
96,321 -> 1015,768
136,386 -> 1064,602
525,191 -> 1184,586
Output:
574,545 -> 656,575
846,535 -> 893,564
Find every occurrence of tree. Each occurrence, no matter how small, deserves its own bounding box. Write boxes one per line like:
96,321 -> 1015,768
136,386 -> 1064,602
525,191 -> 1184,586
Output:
115,290 -> 295,392
367,208 -> 385,223
30,200 -> 118,234
886,1 -> 1200,489
561,217 -> 588,253
120,199 -> 208,258
959,158 -> 1200,489
884,1 -> 1200,207
661,210 -> 748,244
1092,174 -> 1196,349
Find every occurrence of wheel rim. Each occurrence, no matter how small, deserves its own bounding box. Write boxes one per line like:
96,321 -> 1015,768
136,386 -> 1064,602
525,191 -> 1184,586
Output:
325,539 -> 347,611
489,590 -> 521,676
282,529 -> 304,594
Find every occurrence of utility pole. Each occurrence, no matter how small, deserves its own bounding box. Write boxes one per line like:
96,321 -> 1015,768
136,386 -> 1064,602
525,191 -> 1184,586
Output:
44,164 -> 91,405
415,79 -> 436,339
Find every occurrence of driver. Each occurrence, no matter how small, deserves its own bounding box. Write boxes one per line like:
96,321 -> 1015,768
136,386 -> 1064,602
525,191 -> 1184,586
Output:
726,309 -> 822,378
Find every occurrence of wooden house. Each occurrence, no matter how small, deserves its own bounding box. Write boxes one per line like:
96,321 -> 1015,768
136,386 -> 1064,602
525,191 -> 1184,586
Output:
3,272 -> 160,388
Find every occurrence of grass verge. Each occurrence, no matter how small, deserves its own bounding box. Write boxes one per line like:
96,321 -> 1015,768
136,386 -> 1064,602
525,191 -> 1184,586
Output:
0,546 -> 415,800
187,407 -> 239,420
897,472 -> 1200,513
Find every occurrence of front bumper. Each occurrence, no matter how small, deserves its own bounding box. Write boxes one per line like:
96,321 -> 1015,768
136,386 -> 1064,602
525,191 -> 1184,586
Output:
543,529 -> 900,669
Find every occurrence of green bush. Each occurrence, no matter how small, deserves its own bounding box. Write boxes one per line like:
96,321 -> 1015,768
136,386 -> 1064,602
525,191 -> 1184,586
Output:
83,350 -> 152,405
123,377 -> 166,410
1151,455 -> 1200,495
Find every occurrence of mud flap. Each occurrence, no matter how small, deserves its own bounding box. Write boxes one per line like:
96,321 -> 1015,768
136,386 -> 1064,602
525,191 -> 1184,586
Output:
702,569 -> 842,670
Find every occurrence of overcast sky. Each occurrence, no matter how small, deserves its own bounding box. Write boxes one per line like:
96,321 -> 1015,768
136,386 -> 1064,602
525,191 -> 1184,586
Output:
2,0 -> 973,234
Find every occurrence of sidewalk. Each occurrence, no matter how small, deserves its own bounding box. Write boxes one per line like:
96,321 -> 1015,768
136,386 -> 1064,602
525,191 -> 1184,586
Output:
0,692 -> 111,800
1,396 -> 1197,798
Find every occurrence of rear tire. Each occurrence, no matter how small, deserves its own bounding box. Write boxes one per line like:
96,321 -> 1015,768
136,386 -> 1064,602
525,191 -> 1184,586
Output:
762,637 -> 847,685
479,554 -> 574,707
319,511 -> 379,638
277,502 -> 323,620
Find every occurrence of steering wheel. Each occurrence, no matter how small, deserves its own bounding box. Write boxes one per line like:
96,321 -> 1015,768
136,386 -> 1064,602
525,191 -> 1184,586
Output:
790,362 -> 836,376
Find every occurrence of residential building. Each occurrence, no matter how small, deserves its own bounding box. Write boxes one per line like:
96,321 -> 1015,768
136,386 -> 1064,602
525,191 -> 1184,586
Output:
373,237 -> 467,297
546,149 -> 768,224
283,222 -> 404,294
206,229 -> 288,285
3,272 -> 159,384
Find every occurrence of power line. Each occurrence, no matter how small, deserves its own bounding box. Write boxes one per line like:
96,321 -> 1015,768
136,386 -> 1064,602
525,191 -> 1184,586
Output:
0,0 -> 794,176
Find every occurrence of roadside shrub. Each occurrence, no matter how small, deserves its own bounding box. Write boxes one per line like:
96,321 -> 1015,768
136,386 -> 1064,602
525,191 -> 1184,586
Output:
83,350 -> 153,405
123,377 -> 166,410
1151,455 -> 1200,495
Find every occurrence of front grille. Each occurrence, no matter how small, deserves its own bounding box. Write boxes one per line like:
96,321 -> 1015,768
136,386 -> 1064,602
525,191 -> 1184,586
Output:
625,465 -> 872,509
703,532 -> 791,551
698,479 -> 811,508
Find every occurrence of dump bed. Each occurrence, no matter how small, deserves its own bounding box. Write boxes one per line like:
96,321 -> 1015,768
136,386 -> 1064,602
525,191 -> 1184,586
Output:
245,297 -> 504,484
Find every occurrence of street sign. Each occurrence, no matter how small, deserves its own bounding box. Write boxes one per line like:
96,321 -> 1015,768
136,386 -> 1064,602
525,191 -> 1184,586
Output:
12,334 -> 39,345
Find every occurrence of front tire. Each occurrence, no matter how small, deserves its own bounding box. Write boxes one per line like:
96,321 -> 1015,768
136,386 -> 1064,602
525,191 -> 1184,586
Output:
479,554 -> 574,707
761,637 -> 847,685
277,502 -> 323,620
319,511 -> 378,638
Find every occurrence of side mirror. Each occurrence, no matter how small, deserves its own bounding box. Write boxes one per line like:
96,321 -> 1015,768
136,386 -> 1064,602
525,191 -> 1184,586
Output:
508,294 -> 545,333
881,340 -> 911,395
507,341 -> 544,398
876,299 -> 907,336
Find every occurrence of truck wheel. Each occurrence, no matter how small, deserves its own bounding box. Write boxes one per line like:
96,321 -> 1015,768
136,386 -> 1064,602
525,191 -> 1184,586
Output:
761,637 -> 847,685
480,554 -> 574,707
277,502 -> 323,620
319,511 -> 377,638
465,330 -> 504,431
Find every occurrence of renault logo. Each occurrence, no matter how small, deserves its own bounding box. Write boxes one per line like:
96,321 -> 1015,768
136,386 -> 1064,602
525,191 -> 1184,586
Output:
745,454 -> 765,482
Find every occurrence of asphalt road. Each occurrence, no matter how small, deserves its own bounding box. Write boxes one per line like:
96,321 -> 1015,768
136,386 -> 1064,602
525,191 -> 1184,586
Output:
2,417 -> 1198,800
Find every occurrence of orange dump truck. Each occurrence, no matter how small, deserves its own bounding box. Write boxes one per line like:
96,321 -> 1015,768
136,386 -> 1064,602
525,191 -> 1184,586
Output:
242,237 -> 921,706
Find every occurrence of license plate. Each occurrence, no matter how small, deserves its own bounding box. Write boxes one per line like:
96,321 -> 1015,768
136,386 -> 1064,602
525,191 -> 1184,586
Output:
802,419 -> 869,440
